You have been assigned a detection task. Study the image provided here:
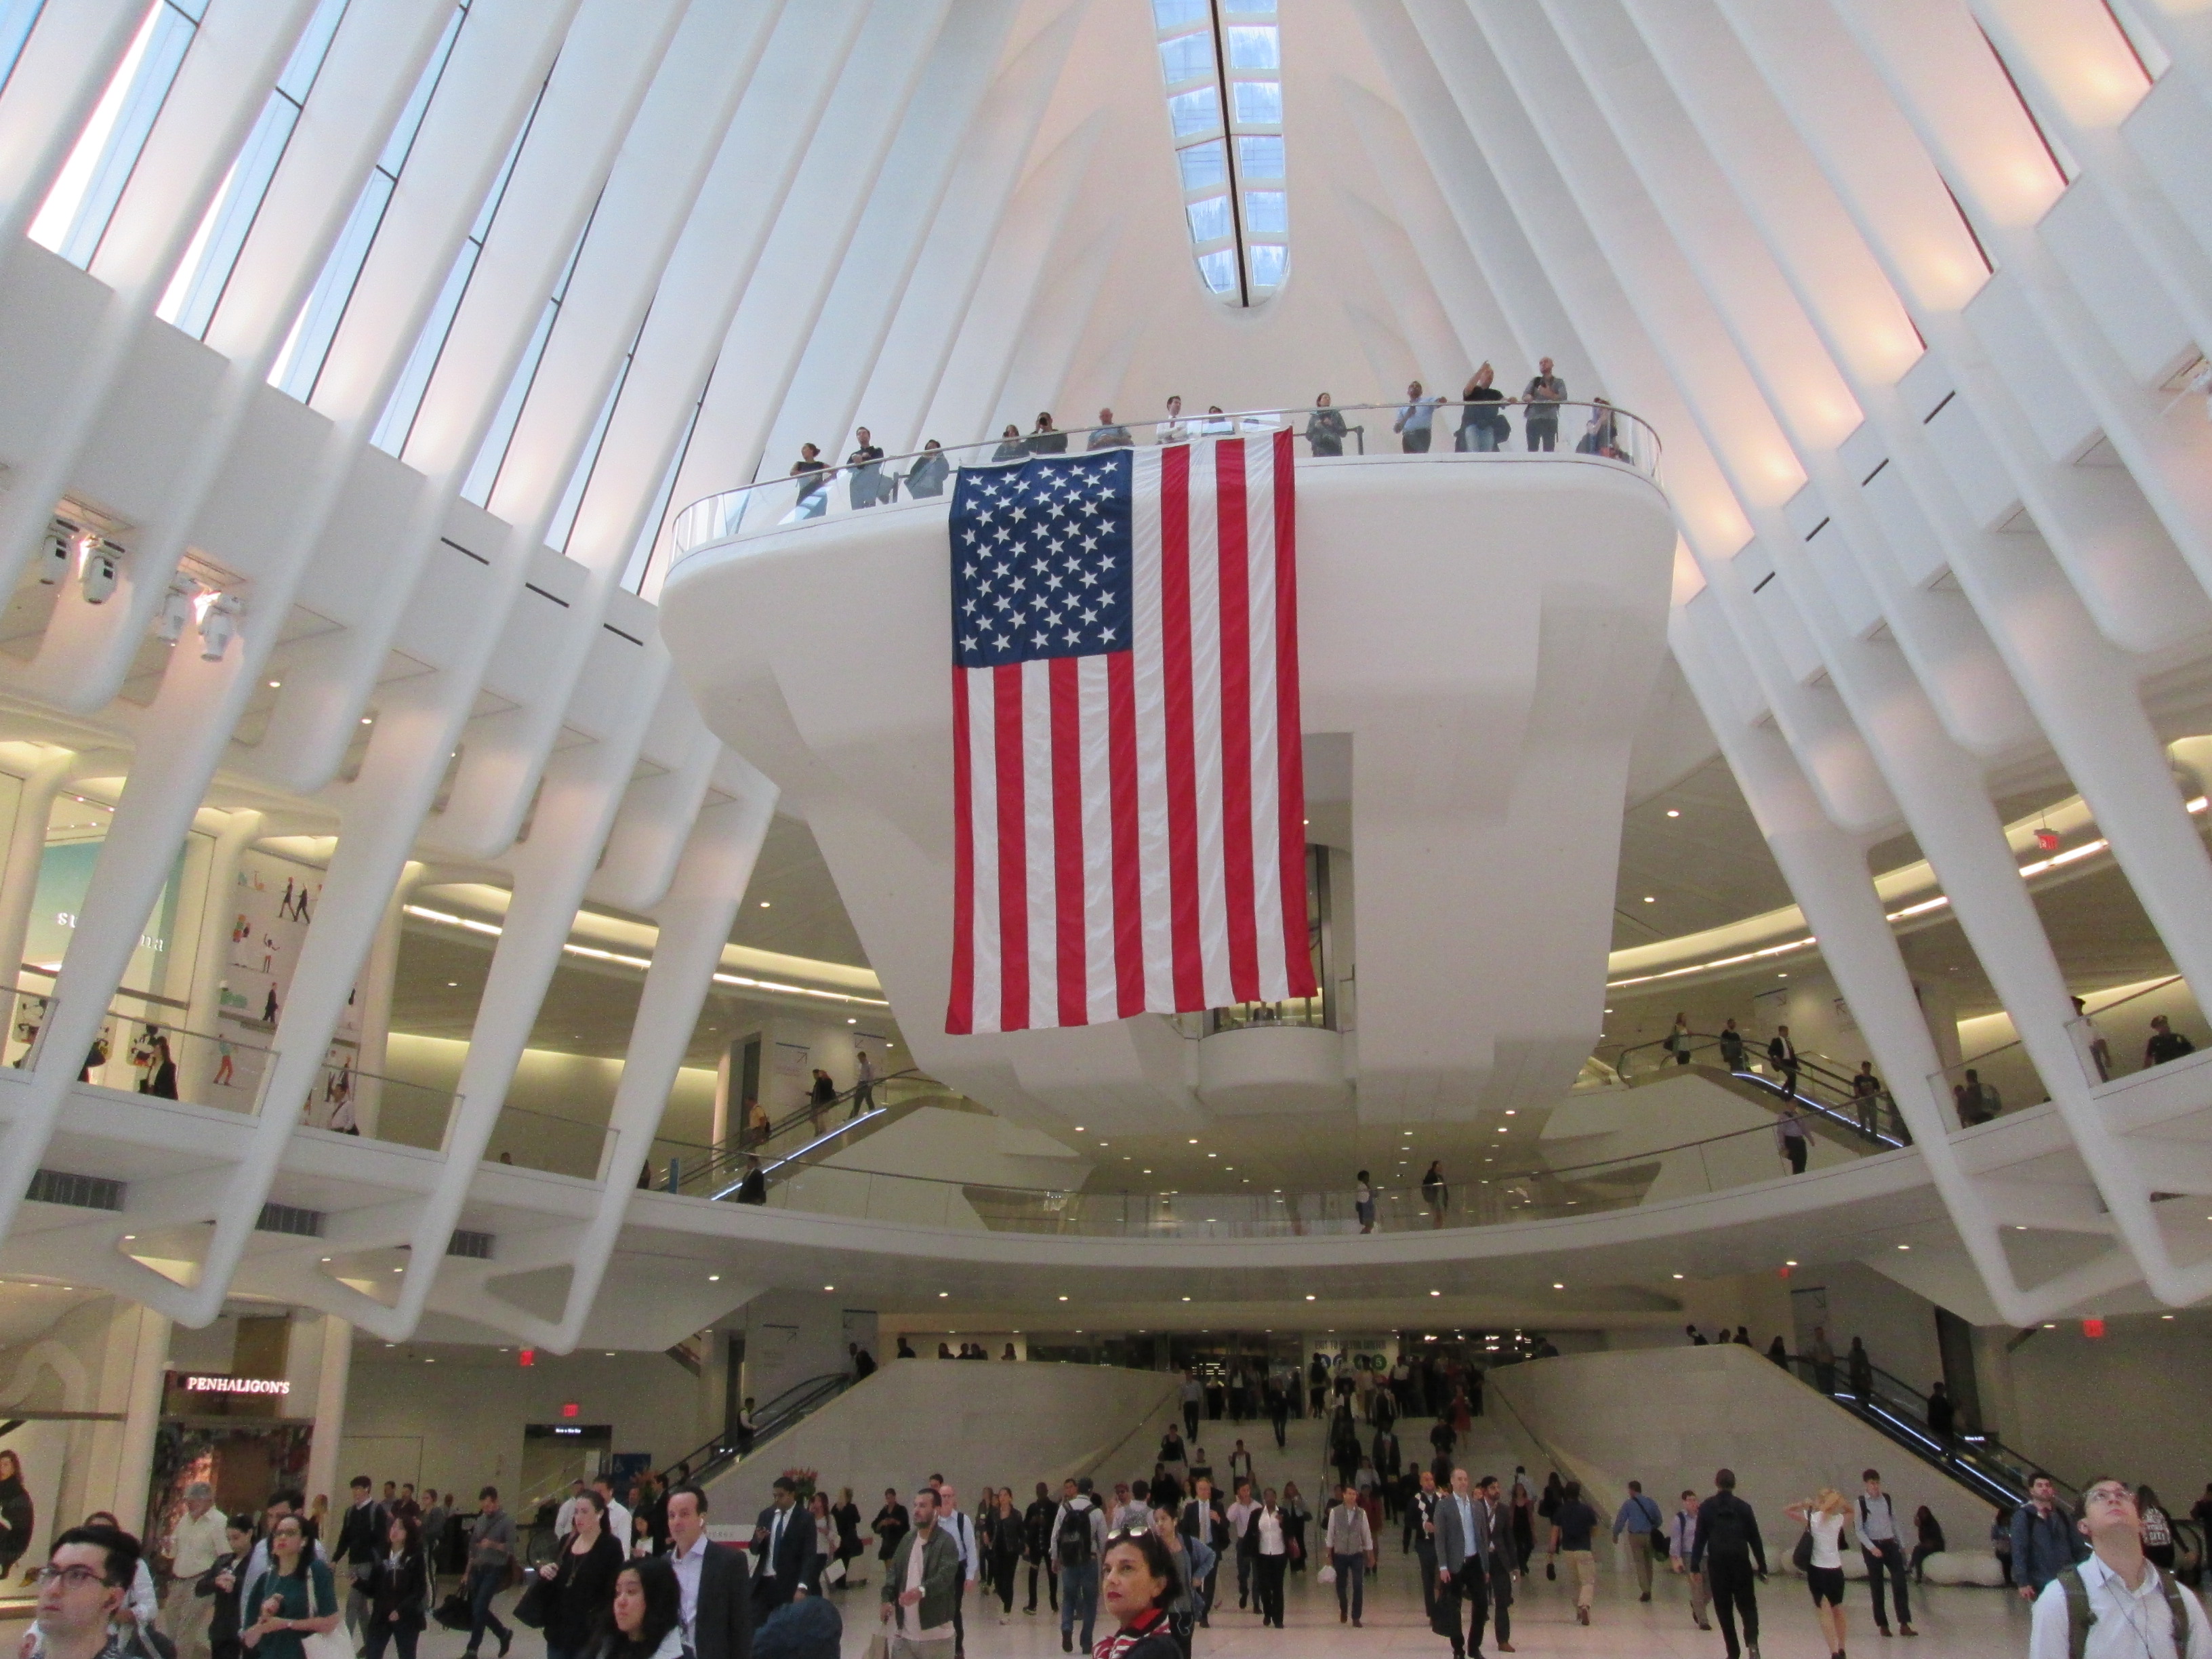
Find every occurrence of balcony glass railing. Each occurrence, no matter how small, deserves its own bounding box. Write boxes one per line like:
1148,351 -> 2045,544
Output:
664,400 -> 1660,571
716,1109 -> 1899,1239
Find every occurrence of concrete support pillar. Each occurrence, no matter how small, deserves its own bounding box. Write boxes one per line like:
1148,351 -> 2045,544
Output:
350,863 -> 425,1139
0,747 -> 78,1015
304,1315 -> 352,1510
79,1299 -> 170,1531
1971,1324 -> 2024,1450
180,808 -> 263,1101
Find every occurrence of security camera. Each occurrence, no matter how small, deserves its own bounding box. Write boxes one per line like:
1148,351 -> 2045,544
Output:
77,536 -> 119,604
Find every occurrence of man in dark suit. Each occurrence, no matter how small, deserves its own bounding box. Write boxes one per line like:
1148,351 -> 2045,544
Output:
1477,1476 -> 1517,1652
1434,1469 -> 1490,1659
1178,1478 -> 1227,1626
750,1477 -> 815,1614
665,1484 -> 750,1659
334,1475 -> 384,1654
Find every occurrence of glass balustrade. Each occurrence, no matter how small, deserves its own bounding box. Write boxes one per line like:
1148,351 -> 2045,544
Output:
665,401 -> 1661,571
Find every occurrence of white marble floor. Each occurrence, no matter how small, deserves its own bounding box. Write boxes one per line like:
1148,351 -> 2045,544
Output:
392,1547 -> 2038,1659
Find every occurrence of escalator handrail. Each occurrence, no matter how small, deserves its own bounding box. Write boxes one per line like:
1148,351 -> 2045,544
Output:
678,1069 -> 945,1193
667,1370 -> 855,1483
1776,1351 -> 2074,1502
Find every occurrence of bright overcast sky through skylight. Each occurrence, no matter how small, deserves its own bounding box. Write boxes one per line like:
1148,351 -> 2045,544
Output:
1153,0 -> 1287,306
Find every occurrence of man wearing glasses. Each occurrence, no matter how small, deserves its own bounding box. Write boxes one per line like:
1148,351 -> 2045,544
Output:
33,1524 -> 143,1659
2030,1478 -> 2211,1659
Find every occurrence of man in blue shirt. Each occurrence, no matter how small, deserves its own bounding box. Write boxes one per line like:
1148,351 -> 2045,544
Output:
1394,382 -> 1443,453
1612,1480 -> 1664,1603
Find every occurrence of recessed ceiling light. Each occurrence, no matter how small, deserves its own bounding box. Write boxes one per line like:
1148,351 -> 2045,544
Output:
1074,1126 -> 1085,1132
1672,1273 -> 1684,1279
939,1292 -> 949,1298
1181,1296 -> 1191,1301
122,1235 -> 134,1241
2163,1314 -> 2175,1320
1504,1109 -> 1515,1115
1643,895 -> 1656,903
447,981 -> 458,987
1429,1290 -> 1440,1296
1305,1294 -> 1315,1301
1189,1139 -> 1199,1145
360,716 -> 371,724
1666,808 -> 1679,817
1059,1294 -> 1069,1301
708,1274 -> 720,1282
2043,1323 -> 2056,1330
1898,1244 -> 1910,1250
1786,1260 -> 1798,1267
759,901 -> 771,908
1553,1283 -> 1564,1290
268,680 -> 281,689
823,1284 -> 834,1291
847,1017 -> 857,1024
605,1352 -> 616,1357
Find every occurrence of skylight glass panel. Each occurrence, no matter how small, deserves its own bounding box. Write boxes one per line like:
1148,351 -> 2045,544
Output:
1178,140 -> 1226,191
1166,86 -> 1219,139
29,0 -> 203,268
1236,134 -> 1282,180
1152,0 -> 1288,306
0,0 -> 49,98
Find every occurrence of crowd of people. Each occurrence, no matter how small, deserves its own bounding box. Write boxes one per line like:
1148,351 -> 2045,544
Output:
21,1436 -> 2212,1659
776,372 -> 1633,516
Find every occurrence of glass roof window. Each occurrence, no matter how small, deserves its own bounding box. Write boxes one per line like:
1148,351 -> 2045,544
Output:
1152,0 -> 1286,306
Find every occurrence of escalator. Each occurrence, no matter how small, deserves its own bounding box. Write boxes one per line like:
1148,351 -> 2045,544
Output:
1776,1351 -> 2066,1509
665,1370 -> 856,1490
666,1069 -> 954,1201
1609,1030 -> 1910,1152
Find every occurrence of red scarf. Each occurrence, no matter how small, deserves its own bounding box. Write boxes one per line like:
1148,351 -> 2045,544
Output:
1093,1607 -> 1168,1659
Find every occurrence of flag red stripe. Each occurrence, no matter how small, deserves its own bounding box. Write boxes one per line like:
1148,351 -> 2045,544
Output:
1158,445 -> 1205,1010
946,665 -> 975,1033
993,662 -> 1029,1033
1107,649 -> 1145,1017
1214,439 -> 1259,1002
1049,656 -> 1086,1028
1271,426 -> 1316,996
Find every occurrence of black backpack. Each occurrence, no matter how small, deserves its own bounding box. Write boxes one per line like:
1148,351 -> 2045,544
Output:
1056,1505 -> 1094,1568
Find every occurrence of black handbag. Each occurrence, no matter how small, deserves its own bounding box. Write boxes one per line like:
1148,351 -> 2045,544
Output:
432,1591 -> 472,1631
1792,1528 -> 1815,1572
511,1572 -> 551,1631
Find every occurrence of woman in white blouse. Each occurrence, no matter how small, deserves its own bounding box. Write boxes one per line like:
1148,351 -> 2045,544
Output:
1252,1491 -> 1288,1629
1784,1489 -> 1854,1659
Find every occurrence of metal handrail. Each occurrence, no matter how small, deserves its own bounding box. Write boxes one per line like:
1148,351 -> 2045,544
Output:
1597,1029 -> 1907,1149
665,1370 -> 855,1489
663,399 -> 1663,572
1776,1351 -> 2074,1507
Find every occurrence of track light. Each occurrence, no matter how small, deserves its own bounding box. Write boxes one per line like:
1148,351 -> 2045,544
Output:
195,590 -> 239,661
156,579 -> 198,643
77,535 -> 119,603
41,521 -> 73,585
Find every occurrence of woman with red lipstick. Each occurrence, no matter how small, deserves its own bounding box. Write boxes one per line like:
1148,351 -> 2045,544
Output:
1092,1529 -> 1182,1659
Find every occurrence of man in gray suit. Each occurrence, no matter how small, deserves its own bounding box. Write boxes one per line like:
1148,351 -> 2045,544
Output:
1434,1469 -> 1490,1659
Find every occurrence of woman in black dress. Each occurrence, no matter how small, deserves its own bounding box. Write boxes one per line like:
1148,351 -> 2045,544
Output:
872,1488 -> 909,1570
535,1490 -> 624,1659
833,1488 -> 865,1587
0,1450 -> 33,1578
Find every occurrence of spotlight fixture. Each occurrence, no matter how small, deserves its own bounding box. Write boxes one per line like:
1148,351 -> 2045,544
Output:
40,520 -> 73,584
195,590 -> 240,661
76,533 -> 119,602
156,579 -> 198,643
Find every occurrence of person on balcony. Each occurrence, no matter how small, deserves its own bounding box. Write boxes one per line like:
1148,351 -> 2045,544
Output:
1304,394 -> 1347,457
1393,382 -> 1442,453
790,446 -> 828,518
1155,396 -> 1189,446
1777,1106 -> 1809,1175
1851,1063 -> 1885,1137
1520,361 -> 1565,452
991,426 -> 1027,463
905,441 -> 949,499
1025,413 -> 1067,455
1087,410 -> 1132,450
1456,365 -> 1509,452
846,430 -> 886,509
1666,1013 -> 1693,1066
1719,1019 -> 1746,1071
2146,1015 -> 2196,1068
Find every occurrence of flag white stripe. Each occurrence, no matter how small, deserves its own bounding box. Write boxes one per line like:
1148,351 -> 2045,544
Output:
1244,439 -> 1289,1002
1128,447 -> 1174,1008
1078,653 -> 1118,1023
964,665 -> 1002,1033
1186,445 -> 1230,1007
1022,656 -> 1057,1027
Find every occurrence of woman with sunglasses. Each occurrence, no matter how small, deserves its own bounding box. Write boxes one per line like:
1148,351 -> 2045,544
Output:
1097,1528 -> 1181,1659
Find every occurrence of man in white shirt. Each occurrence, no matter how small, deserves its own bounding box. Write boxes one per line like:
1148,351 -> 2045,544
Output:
553,1481 -> 586,1540
1226,1481 -> 1258,1611
163,1482 -> 231,1659
592,1477 -> 635,1560
2030,1476 -> 2210,1659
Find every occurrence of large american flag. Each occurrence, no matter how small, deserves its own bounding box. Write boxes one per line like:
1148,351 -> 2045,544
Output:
945,426 -> 1315,1034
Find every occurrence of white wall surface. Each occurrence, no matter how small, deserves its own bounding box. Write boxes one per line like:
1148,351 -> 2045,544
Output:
1488,1343 -> 1992,1572
2003,1312 -> 2212,1508
339,1343 -> 706,1505
705,1357 -> 1178,1526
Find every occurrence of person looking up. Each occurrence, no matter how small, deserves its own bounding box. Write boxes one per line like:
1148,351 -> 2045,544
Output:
2029,1477 -> 2209,1659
